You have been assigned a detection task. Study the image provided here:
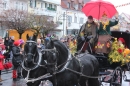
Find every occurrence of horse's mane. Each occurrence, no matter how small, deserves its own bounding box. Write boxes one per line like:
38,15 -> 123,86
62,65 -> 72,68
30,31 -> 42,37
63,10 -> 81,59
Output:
52,39 -> 68,63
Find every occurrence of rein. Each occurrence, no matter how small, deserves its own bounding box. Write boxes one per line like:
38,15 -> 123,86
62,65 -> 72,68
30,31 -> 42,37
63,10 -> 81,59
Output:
22,40 -> 47,83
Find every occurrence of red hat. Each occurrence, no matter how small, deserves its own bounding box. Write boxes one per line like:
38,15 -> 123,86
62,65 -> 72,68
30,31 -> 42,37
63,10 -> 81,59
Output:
14,40 -> 21,46
118,38 -> 125,44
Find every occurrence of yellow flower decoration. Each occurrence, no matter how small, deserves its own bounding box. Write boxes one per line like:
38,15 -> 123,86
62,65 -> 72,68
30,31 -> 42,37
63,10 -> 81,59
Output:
87,24 -> 91,28
101,21 -> 109,30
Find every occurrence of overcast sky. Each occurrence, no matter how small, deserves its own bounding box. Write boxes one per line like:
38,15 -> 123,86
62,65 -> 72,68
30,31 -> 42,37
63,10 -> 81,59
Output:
102,0 -> 130,14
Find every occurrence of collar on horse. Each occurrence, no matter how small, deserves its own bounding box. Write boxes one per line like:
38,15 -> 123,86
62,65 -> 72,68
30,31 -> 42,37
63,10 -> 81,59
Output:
22,40 -> 50,83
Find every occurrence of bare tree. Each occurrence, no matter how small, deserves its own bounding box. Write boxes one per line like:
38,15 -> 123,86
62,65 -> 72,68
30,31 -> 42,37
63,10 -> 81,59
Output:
2,9 -> 29,38
28,14 -> 58,37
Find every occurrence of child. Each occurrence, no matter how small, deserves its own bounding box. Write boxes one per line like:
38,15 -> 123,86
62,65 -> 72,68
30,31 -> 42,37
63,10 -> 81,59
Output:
12,40 -> 22,81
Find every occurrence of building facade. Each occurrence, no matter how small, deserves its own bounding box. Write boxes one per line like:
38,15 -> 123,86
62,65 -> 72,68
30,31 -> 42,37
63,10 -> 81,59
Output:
28,0 -> 60,17
56,0 -> 89,37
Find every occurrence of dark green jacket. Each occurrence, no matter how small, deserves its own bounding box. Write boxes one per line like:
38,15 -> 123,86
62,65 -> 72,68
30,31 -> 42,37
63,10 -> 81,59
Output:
98,20 -> 118,35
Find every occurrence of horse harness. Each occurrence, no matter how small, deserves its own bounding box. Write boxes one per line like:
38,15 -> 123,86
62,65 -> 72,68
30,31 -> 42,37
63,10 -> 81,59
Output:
22,40 -> 111,83
41,48 -> 105,79
22,40 -> 52,83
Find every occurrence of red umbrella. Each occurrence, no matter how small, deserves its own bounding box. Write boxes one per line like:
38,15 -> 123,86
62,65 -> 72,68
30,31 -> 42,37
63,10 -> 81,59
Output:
82,0 -> 117,20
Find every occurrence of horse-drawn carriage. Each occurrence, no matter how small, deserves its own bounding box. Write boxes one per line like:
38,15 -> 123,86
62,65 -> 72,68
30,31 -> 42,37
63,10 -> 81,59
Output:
22,31 -> 130,86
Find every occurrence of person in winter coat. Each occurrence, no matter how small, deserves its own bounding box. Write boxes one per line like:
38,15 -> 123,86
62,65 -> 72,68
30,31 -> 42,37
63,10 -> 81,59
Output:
0,44 -> 6,85
12,40 -> 23,81
4,37 -> 9,51
8,36 -> 14,59
37,39 -> 45,52
8,36 -> 14,52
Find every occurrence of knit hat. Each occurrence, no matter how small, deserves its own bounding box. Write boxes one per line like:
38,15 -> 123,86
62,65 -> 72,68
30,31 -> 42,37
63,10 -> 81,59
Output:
88,16 -> 93,19
118,38 -> 125,44
19,39 -> 24,44
14,40 -> 21,46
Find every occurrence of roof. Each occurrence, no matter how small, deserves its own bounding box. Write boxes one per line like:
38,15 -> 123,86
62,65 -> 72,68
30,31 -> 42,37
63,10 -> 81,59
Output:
61,0 -> 86,10
121,13 -> 130,21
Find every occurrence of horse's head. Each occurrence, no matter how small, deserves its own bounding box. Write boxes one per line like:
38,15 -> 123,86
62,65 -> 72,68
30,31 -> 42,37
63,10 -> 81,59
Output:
24,34 -> 37,65
44,39 -> 68,74
45,40 -> 58,74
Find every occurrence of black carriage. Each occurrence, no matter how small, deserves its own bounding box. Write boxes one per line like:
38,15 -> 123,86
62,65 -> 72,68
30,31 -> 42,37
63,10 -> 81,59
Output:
95,31 -> 130,86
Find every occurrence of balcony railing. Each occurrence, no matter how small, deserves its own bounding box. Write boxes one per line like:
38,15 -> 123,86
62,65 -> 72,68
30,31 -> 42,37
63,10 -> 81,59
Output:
47,7 -> 56,11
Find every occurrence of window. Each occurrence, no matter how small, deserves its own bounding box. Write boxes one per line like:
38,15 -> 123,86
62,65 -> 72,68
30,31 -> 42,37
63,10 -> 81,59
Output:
34,0 -> 37,7
80,18 -> 84,24
41,3 -> 44,8
30,0 -> 33,8
49,4 -> 52,8
45,3 -> 47,8
15,2 -> 18,9
68,16 -> 72,27
68,16 -> 72,23
21,3 -> 23,10
67,29 -> 72,35
54,5 -> 57,10
67,2 -> 70,8
74,16 -> 77,23
74,4 -> 78,10
3,2 -> 6,9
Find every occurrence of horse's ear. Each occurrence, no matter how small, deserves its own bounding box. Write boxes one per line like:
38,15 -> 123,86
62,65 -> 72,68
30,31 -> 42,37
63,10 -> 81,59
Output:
33,34 -> 37,41
26,34 -> 29,40
50,40 -> 54,48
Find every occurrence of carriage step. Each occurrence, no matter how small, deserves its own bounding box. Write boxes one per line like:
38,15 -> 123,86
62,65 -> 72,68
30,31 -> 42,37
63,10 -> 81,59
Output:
112,82 -> 121,85
124,79 -> 130,82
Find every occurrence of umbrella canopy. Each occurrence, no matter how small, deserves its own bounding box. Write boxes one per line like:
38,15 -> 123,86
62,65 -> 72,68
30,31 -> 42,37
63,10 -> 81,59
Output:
82,0 -> 117,20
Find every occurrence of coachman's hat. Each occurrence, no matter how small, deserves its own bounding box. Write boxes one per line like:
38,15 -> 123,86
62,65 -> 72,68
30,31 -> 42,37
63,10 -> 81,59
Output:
88,16 -> 93,19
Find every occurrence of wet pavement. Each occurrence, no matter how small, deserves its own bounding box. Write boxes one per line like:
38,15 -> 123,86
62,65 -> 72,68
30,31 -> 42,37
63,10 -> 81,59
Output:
1,70 -> 27,86
1,70 -> 130,86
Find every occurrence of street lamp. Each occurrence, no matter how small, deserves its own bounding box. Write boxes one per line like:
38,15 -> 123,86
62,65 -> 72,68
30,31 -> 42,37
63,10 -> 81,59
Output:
58,12 -> 69,36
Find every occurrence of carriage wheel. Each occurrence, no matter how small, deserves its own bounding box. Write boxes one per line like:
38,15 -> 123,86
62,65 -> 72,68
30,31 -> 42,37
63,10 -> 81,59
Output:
110,67 -> 122,86
127,62 -> 130,74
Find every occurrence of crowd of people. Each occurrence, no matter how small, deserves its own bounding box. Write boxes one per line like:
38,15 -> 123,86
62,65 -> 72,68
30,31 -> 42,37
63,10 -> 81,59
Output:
0,34 -> 77,84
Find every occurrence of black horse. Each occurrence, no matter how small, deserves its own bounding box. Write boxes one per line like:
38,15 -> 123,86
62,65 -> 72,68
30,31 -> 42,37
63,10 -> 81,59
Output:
22,34 -> 47,86
44,39 -> 99,86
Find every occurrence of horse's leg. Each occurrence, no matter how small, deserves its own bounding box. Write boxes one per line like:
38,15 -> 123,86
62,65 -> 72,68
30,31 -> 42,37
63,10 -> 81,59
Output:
88,78 -> 99,86
27,82 -> 33,86
79,77 -> 87,86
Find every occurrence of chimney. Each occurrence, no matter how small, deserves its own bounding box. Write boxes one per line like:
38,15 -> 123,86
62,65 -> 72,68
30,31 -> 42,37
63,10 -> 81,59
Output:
71,1 -> 74,8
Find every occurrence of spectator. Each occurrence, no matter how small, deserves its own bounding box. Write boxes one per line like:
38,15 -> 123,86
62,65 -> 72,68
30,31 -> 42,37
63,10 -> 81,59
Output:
0,44 -> 5,85
8,36 -> 14,59
37,39 -> 45,52
4,37 -> 9,51
12,40 -> 23,81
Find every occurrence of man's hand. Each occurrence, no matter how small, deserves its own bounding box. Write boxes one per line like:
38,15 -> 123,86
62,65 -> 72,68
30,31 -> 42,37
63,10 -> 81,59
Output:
20,52 -> 22,54
37,45 -> 41,48
81,36 -> 85,41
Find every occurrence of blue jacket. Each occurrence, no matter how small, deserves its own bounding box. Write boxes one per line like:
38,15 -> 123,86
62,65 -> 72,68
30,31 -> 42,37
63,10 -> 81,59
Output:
37,44 -> 45,52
